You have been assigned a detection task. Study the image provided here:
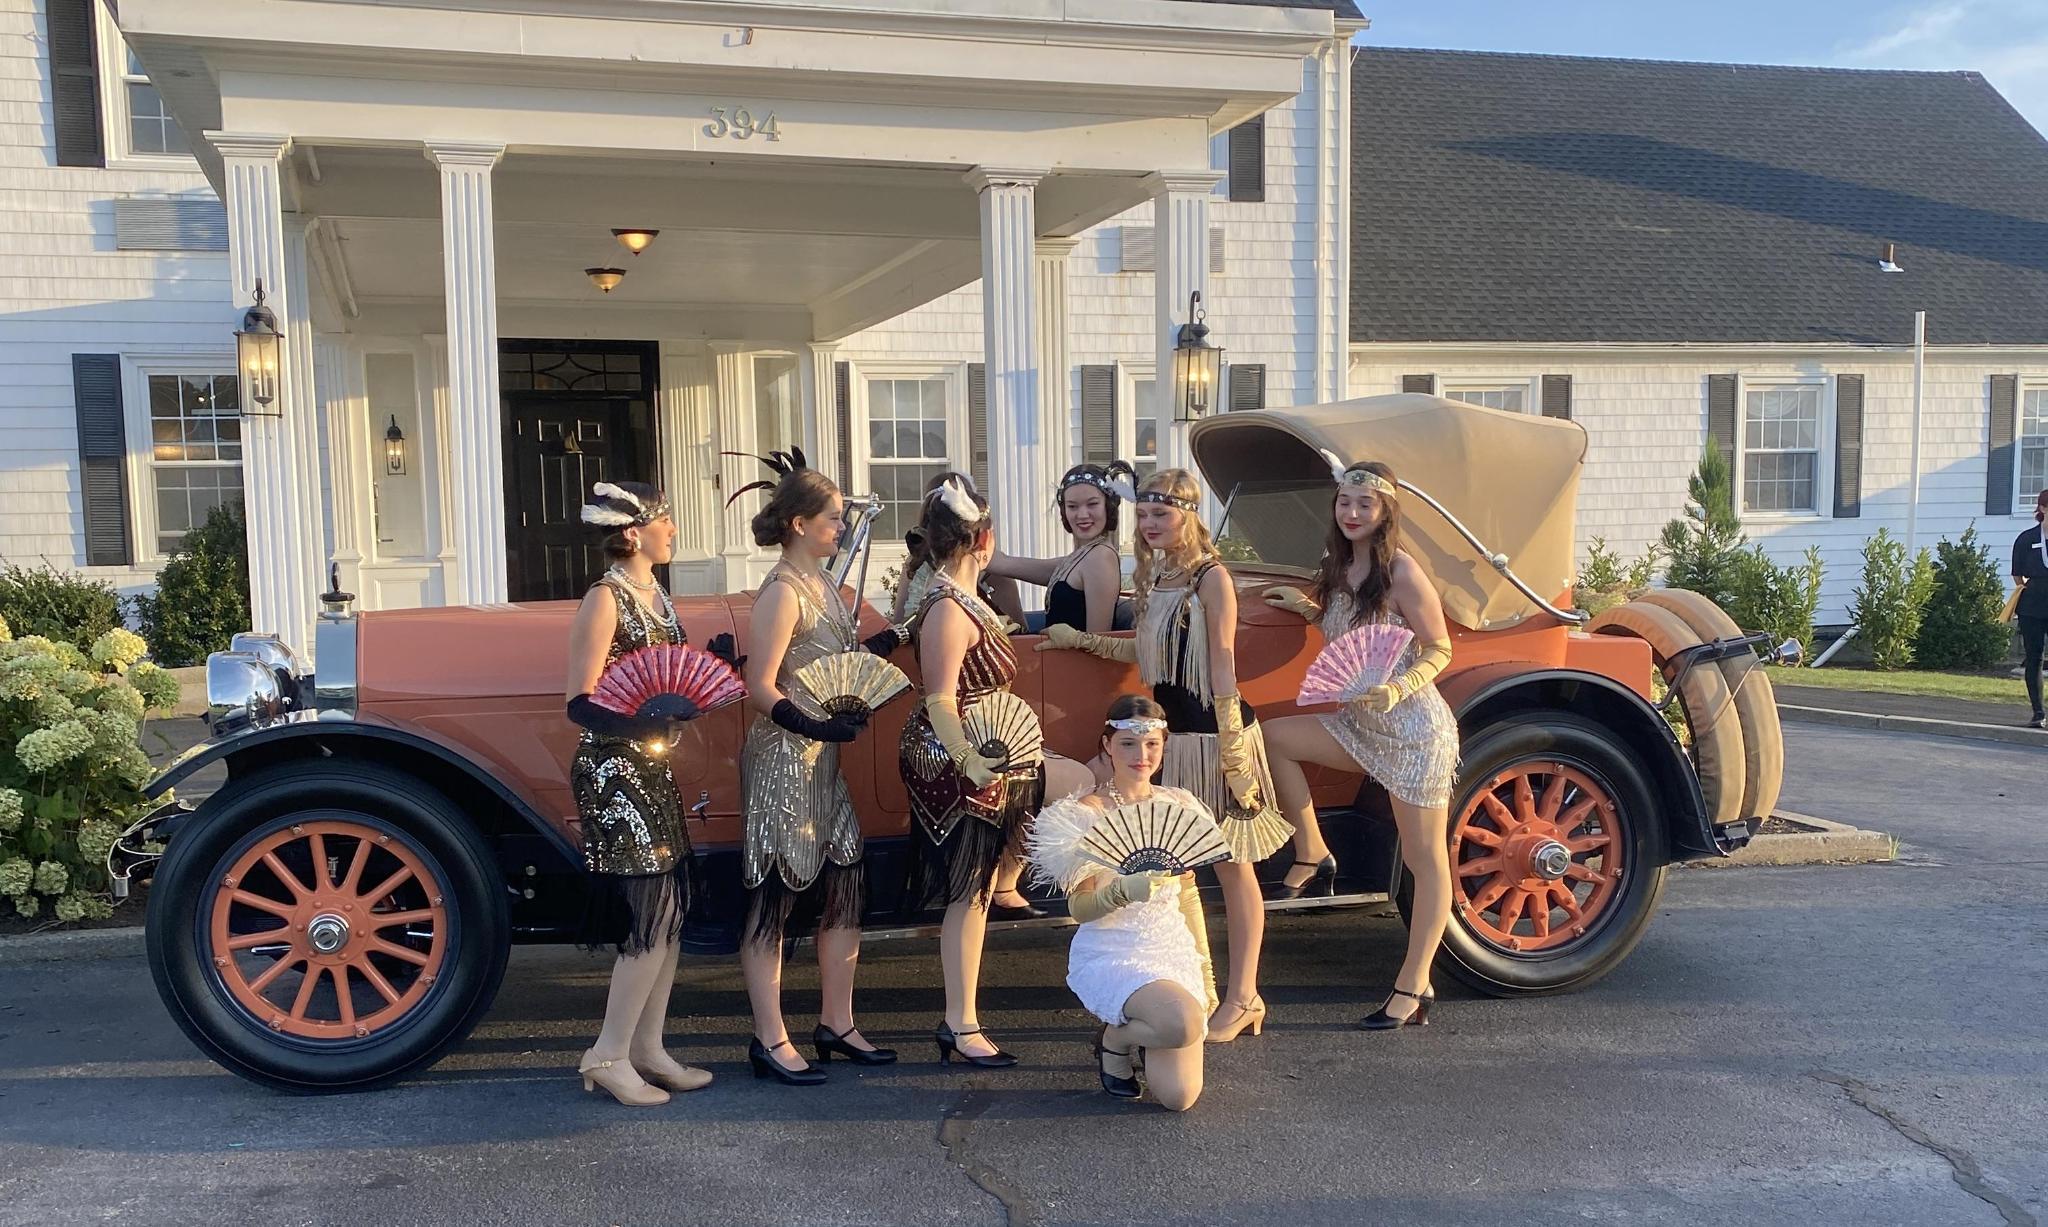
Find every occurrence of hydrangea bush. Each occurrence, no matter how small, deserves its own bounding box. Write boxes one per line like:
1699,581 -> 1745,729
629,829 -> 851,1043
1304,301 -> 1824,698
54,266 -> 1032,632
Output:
0,616 -> 179,924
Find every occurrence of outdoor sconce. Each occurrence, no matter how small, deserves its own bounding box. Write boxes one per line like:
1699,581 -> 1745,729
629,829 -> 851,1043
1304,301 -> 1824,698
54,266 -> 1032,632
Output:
586,266 -> 626,294
1171,290 -> 1224,422
383,415 -> 407,476
612,228 -> 659,256
235,279 -> 283,415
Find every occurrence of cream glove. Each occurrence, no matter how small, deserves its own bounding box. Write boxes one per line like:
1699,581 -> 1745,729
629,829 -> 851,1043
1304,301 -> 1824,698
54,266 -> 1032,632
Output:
1067,871 -> 1170,923
1175,871 -> 1219,1014
1362,639 -> 1454,712
925,694 -> 1004,789
1036,622 -> 1139,662
1212,694 -> 1261,808
1263,585 -> 1321,621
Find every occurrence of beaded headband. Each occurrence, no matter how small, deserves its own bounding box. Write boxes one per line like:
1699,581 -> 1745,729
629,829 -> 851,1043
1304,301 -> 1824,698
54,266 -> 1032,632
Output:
581,482 -> 671,527
1060,462 -> 1138,504
1105,716 -> 1168,733
1135,489 -> 1199,513
1339,468 -> 1396,497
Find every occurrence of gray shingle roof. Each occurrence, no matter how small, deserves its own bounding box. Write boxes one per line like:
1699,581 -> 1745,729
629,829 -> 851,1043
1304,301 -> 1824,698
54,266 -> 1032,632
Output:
1351,48 -> 2048,345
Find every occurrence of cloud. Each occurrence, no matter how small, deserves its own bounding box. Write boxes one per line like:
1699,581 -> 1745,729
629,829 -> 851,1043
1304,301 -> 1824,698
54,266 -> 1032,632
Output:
1843,2 -> 1969,59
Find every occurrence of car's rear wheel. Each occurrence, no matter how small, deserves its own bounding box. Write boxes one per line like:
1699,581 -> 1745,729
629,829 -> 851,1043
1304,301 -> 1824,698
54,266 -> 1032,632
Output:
1400,712 -> 1668,996
147,761 -> 509,1092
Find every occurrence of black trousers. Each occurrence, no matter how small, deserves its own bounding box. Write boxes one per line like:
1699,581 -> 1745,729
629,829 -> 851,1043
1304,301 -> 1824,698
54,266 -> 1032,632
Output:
2021,615 -> 2046,718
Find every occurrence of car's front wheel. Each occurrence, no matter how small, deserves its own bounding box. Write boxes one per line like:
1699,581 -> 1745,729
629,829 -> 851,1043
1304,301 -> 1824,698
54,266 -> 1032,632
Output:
146,761 -> 509,1092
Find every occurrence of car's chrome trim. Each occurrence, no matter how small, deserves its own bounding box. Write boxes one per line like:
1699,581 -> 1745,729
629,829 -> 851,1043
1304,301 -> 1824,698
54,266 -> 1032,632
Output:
313,614 -> 358,713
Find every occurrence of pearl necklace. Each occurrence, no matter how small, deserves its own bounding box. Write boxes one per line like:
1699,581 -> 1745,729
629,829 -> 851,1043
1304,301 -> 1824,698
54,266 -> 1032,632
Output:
606,566 -> 661,592
1105,780 -> 1151,807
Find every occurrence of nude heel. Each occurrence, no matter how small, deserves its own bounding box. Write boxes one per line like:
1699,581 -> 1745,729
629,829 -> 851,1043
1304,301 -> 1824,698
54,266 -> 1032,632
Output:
578,1056 -> 670,1106
1206,996 -> 1267,1044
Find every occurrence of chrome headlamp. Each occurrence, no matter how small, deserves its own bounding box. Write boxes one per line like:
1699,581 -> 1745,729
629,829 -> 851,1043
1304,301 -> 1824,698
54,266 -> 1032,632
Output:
230,632 -> 306,707
206,651 -> 286,736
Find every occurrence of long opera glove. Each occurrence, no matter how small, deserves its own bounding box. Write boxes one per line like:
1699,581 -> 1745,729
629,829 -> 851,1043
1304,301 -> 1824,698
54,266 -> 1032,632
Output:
925,693 -> 1003,790
1262,585 -> 1322,621
1212,693 -> 1260,808
1066,871 -> 1168,923
1363,638 -> 1455,713
1175,873 -> 1219,1015
1036,622 -> 1138,663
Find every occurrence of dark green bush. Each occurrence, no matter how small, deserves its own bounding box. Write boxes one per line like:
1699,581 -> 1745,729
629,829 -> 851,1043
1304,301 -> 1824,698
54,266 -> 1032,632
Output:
1728,544 -> 1825,659
131,502 -> 250,667
1914,525 -> 2010,670
1849,528 -> 1935,671
1659,448 -> 1747,609
0,564 -> 123,649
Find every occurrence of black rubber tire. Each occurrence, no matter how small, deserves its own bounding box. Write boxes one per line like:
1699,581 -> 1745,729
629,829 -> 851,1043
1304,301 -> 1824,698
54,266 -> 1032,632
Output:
145,760 -> 510,1092
1397,711 -> 1669,998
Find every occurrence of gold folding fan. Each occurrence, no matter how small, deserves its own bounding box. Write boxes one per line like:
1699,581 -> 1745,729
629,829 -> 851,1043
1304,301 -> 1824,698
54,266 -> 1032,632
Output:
962,691 -> 1044,771
791,651 -> 912,720
1078,797 -> 1232,876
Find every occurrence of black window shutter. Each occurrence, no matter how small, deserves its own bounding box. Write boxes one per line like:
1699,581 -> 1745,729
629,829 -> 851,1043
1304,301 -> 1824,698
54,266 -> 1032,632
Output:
49,0 -> 105,169
1228,363 -> 1266,413
833,361 -> 852,491
1541,374 -> 1572,420
1401,374 -> 1435,395
1833,374 -> 1864,518
72,354 -> 131,566
1079,364 -> 1117,465
1988,374 -> 2019,517
1227,116 -> 1265,204
967,362 -> 990,494
1707,374 -> 1738,516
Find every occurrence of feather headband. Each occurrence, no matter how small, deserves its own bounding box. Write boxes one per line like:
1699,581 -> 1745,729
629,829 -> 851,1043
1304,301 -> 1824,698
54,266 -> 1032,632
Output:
580,481 -> 670,527
719,445 -> 811,508
1060,461 -> 1138,504
925,474 -> 983,524
1320,449 -> 1395,496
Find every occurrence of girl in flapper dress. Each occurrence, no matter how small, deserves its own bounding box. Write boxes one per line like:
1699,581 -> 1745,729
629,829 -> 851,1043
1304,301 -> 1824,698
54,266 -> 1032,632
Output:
565,480 -> 716,1105
730,451 -> 901,1085
901,477 -> 1093,1066
1261,461 -> 1460,1029
1036,468 -> 1292,1043
988,461 -> 1140,635
1027,694 -> 1217,1111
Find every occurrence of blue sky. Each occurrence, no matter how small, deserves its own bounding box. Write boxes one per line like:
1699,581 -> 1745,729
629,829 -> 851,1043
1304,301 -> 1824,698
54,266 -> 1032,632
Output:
1356,1 -> 2048,135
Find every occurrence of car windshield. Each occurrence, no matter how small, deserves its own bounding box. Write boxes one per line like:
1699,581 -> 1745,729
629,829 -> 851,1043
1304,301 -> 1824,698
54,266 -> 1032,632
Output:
1215,480 -> 1324,574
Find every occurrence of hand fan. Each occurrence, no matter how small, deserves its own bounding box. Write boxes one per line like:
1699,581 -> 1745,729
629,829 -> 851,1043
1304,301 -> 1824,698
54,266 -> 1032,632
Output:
962,691 -> 1044,771
591,644 -> 746,717
1297,622 -> 1414,705
792,651 -> 912,720
1077,797 -> 1231,876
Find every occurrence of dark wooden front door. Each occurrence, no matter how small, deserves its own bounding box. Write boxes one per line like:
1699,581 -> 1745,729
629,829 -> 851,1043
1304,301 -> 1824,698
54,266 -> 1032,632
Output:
500,341 -> 660,603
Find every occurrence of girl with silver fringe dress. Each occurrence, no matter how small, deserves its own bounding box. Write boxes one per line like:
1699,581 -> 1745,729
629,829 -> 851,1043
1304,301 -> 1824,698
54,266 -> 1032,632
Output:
1037,467 -> 1293,1044
565,480 -> 717,1106
730,448 -> 901,1085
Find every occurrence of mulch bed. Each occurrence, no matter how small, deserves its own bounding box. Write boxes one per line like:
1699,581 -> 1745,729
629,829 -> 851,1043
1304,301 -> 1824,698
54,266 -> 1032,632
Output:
0,885 -> 149,939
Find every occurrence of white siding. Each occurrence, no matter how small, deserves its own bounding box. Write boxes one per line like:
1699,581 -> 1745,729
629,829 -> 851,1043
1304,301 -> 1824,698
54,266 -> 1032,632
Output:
1350,348 -> 2048,623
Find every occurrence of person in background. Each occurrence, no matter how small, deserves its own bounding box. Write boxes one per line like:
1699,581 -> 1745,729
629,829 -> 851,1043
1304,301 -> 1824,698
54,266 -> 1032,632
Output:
2014,488 -> 2048,729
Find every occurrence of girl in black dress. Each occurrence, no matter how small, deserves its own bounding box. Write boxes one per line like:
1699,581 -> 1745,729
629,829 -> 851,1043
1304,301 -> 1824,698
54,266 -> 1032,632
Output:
989,462 -> 1138,634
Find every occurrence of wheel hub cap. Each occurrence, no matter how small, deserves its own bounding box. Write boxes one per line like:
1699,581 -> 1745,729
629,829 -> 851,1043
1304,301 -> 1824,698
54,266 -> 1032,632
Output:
1529,839 -> 1571,881
307,913 -> 350,954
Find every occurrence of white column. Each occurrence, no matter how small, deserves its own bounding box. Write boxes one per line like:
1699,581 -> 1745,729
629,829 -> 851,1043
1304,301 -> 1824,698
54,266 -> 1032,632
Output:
1316,36 -> 1354,404
1147,170 -> 1223,477
1035,237 -> 1078,542
712,343 -> 758,589
425,141 -> 507,605
313,337 -> 369,596
657,341 -> 716,585
968,166 -> 1049,559
281,218 -> 328,620
210,132 -> 318,654
802,341 -> 841,489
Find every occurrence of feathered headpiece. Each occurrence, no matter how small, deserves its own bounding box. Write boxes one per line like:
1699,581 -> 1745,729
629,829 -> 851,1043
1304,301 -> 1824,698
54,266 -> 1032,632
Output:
720,445 -> 810,508
924,474 -> 983,524
581,481 -> 670,528
1319,449 -> 1395,496
1059,461 -> 1138,504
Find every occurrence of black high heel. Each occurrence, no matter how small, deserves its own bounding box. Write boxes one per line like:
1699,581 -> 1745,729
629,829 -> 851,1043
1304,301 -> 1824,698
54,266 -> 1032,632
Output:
1264,855 -> 1338,901
813,1024 -> 898,1066
934,1022 -> 1019,1068
988,894 -> 1049,921
749,1036 -> 828,1084
1359,987 -> 1434,1031
1095,1026 -> 1141,1099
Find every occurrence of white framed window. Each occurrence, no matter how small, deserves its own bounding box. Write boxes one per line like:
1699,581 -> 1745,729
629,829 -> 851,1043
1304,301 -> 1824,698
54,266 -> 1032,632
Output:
856,363 -> 964,542
1441,379 -> 1535,413
123,359 -> 242,562
95,3 -> 194,164
1117,363 -> 1161,483
1739,381 -> 1828,516
2020,388 -> 2048,512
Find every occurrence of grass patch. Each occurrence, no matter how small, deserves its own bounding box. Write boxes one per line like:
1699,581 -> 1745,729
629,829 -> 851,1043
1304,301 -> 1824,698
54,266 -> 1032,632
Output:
1777,665 -> 2027,705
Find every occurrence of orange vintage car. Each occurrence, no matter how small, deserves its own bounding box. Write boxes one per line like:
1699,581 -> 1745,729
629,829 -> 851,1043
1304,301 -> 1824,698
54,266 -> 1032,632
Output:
121,394 -> 1789,1091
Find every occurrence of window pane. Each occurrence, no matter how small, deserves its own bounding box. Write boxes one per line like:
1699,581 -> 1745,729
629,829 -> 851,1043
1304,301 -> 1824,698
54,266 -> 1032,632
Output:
212,375 -> 240,417
150,375 -> 181,419
869,417 -> 895,459
2021,442 -> 2047,506
894,422 -> 920,458
1744,452 -> 1816,513
126,82 -> 188,155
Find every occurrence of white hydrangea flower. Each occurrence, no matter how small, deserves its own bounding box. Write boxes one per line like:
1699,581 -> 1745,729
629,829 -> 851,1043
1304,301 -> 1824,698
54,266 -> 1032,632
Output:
116,745 -> 156,789
11,894 -> 38,919
0,859 -> 31,896
0,612 -> 11,640
53,895 -> 85,923
83,709 -> 140,755
128,661 -> 182,712
16,720 -> 93,773
0,788 -> 21,834
53,668 -> 97,696
92,680 -> 147,721
89,627 -> 149,672
75,819 -> 119,862
31,861 -> 68,896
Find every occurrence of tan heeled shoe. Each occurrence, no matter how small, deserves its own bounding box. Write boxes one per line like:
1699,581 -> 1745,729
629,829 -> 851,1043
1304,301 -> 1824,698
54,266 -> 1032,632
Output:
1206,996 -> 1268,1043
636,1057 -> 714,1093
579,1057 -> 670,1106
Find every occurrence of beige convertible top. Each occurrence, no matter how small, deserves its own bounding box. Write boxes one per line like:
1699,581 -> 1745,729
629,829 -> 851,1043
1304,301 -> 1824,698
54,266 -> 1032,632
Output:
1187,393 -> 1587,631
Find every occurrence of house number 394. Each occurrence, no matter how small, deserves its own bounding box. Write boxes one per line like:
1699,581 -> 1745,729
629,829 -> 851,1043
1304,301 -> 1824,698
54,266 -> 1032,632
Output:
704,107 -> 782,142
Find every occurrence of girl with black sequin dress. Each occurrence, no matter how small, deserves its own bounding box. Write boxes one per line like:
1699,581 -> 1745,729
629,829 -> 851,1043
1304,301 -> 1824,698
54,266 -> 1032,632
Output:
564,480 -> 716,1106
988,461 -> 1138,635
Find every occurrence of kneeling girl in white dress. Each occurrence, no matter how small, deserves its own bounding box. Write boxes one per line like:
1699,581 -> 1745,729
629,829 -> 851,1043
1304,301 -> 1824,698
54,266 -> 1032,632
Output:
1027,694 -> 1223,1111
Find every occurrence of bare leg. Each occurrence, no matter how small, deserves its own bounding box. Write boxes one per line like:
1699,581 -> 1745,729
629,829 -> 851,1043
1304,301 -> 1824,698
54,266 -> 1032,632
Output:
1107,981 -> 1206,1111
1383,796 -> 1453,1020
940,893 -> 1001,1058
815,925 -> 876,1050
739,933 -> 816,1070
1207,860 -> 1265,1037
1265,714 -> 1354,889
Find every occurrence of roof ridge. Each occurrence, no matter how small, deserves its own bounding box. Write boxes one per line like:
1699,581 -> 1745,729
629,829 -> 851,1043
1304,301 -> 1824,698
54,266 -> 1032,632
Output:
1354,44 -> 1988,81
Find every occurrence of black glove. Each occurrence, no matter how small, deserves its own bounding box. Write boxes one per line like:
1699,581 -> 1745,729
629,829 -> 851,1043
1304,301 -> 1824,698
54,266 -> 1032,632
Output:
637,693 -> 701,723
705,632 -> 746,673
862,626 -> 905,657
567,694 -> 664,741
771,698 -> 863,744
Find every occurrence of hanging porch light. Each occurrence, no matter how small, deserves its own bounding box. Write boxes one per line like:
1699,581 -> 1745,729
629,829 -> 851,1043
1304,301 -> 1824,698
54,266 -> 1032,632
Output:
235,279 -> 283,415
383,415 -> 408,475
1171,290 -> 1224,422
611,228 -> 659,256
585,266 -> 626,294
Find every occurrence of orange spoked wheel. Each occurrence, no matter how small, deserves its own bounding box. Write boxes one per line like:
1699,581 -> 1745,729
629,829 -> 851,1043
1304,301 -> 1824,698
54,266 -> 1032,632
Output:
1451,762 -> 1625,954
207,820 -> 449,1042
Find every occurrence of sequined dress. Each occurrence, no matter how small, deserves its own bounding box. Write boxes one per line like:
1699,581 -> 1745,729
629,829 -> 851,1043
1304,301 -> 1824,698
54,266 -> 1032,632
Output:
738,567 -> 865,938
1316,592 -> 1459,809
1137,563 -> 1293,864
571,577 -> 692,954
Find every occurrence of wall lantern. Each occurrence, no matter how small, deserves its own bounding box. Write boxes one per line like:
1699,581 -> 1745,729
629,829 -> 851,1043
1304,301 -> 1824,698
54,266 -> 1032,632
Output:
1170,290 -> 1224,422
235,278 -> 283,415
612,228 -> 659,256
383,415 -> 407,476
586,266 -> 626,294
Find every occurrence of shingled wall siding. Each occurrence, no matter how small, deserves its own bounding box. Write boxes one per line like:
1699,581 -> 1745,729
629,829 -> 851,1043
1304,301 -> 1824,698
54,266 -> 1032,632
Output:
1350,350 -> 2048,623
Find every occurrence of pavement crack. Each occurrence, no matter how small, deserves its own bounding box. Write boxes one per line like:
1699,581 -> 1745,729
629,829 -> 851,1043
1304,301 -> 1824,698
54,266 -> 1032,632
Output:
937,1086 -> 1041,1227
1813,1071 -> 2035,1227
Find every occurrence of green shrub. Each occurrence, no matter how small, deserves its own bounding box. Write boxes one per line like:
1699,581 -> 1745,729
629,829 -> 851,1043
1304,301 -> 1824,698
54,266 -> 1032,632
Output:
1659,448 -> 1747,608
1575,536 -> 1664,617
1728,544 -> 1825,659
1849,528 -> 1936,671
0,564 -> 123,650
1914,525 -> 2010,670
131,501 -> 250,667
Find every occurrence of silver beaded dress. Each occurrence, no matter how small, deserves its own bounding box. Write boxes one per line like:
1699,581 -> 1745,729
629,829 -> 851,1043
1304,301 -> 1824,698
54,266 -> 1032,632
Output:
1316,591 -> 1459,808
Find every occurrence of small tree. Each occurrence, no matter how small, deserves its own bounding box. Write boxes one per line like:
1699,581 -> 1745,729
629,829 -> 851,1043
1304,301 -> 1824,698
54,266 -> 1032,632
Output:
1914,525 -> 2010,669
1575,537 -> 1664,617
0,565 -> 123,651
1660,448 -> 1747,608
131,502 -> 250,668
1729,544 -> 1826,659
1850,528 -> 1936,671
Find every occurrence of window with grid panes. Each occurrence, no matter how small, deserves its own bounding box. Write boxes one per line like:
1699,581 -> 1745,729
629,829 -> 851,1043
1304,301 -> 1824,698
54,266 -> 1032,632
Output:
1444,385 -> 1528,413
1742,385 -> 1823,513
866,377 -> 952,540
1128,377 -> 1159,482
147,372 -> 241,554
120,43 -> 189,156
2021,390 -> 2048,510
